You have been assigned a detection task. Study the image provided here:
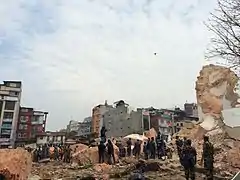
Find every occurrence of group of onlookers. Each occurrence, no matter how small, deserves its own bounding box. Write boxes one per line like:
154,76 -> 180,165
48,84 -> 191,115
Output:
32,144 -> 72,163
176,135 -> 214,180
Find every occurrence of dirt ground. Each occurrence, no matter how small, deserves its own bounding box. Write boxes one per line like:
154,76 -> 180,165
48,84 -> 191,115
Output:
29,155 -> 230,180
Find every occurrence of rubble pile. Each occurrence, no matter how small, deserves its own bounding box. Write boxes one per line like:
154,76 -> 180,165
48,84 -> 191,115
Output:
70,143 -> 88,152
196,64 -> 239,124
176,64 -> 240,178
72,144 -> 119,165
0,148 -> 32,180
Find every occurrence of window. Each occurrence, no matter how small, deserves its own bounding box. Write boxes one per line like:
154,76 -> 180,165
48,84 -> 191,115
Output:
3,112 -> 14,119
19,124 -> 27,130
181,123 -> 183,127
5,101 -> 15,110
21,108 -> 29,113
20,116 -> 28,123
18,133 -> 26,138
40,137 -> 43,140
47,136 -> 49,141
9,83 -> 17,88
9,91 -> 18,96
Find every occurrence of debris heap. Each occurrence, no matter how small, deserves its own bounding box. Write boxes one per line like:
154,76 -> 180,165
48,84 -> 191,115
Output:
0,148 -> 32,180
177,64 -> 240,177
72,143 -> 119,165
195,64 -> 239,130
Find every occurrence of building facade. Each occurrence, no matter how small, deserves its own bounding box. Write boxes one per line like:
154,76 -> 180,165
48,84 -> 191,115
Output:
0,81 -> 22,148
16,107 -> 34,145
184,103 -> 198,118
31,110 -> 48,138
77,121 -> 91,137
36,132 -> 65,145
91,101 -> 113,136
67,120 -> 80,133
16,108 -> 48,146
103,100 -> 150,138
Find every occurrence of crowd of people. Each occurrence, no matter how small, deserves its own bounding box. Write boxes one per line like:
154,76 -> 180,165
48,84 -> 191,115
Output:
30,126 -> 214,180
97,131 -> 172,165
176,135 -> 214,180
32,144 -> 73,163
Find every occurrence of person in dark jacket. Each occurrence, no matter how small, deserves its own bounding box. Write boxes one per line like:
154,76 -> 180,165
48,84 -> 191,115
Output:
107,139 -> 115,164
143,142 -> 148,160
127,138 -> 132,157
134,140 -> 141,159
156,132 -> 162,159
201,136 -> 214,180
100,127 -> 107,143
150,137 -> 156,159
119,143 -> 126,158
176,136 -> 183,159
98,141 -> 106,163
182,139 -> 197,180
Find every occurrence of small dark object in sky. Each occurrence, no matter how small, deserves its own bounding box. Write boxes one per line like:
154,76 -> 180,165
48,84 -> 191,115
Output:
154,53 -> 157,55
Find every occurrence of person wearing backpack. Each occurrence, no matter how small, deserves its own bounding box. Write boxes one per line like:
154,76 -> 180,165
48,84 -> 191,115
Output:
182,139 -> 197,180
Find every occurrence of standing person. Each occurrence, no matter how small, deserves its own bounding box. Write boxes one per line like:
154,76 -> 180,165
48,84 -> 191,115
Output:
100,126 -> 107,143
37,146 -> 42,161
143,142 -> 148,160
119,143 -> 126,158
127,138 -> 132,157
65,145 -> 71,163
156,132 -> 162,159
146,138 -> 151,158
160,138 -> 166,159
150,137 -> 156,159
98,141 -> 106,163
182,139 -> 197,180
176,136 -> 183,158
107,139 -> 115,164
134,140 -> 141,159
54,145 -> 59,160
201,136 -> 214,180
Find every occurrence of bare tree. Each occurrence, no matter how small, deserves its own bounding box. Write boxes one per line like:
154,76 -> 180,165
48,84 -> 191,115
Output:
206,0 -> 240,67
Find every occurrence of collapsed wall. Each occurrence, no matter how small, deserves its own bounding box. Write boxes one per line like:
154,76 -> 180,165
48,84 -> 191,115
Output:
0,148 -> 32,180
195,64 -> 239,131
177,64 -> 240,177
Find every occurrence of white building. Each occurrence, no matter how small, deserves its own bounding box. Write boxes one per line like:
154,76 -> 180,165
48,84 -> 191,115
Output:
67,120 -> 80,133
0,81 -> 22,148
36,132 -> 66,145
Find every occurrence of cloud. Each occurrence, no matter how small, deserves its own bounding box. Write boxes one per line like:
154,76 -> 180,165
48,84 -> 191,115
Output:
0,0 -> 217,130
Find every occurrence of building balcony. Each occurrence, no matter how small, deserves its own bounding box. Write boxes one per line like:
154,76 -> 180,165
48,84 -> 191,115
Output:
1,124 -> 12,129
1,130 -> 11,135
31,121 -> 44,125
2,118 -> 13,123
0,138 -> 10,143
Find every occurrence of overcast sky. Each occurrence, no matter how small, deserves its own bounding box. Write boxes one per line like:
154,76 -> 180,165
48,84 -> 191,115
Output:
0,0 -> 217,130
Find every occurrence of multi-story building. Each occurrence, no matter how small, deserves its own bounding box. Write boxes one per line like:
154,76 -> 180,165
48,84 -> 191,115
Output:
77,121 -> 91,137
31,110 -> 48,138
67,120 -> 80,133
0,81 -> 22,148
91,101 -> 113,137
16,107 -> 34,146
103,100 -> 150,138
16,107 -> 48,146
184,103 -> 198,118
